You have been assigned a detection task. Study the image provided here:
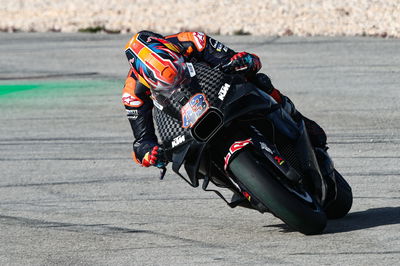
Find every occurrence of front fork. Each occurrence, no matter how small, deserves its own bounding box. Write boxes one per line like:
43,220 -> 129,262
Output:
315,147 -> 337,208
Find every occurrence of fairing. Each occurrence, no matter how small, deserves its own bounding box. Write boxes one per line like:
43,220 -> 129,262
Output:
153,63 -> 327,205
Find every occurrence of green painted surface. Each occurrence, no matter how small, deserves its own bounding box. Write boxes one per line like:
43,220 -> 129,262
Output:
0,84 -> 41,96
0,79 -> 120,99
0,79 -> 122,113
0,81 -> 112,97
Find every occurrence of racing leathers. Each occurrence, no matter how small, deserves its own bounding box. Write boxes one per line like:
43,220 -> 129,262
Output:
122,31 -> 326,167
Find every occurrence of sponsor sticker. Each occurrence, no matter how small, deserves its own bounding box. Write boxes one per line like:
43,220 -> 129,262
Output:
186,62 -> 196,77
172,135 -> 185,147
126,109 -> 139,120
224,139 -> 252,170
218,83 -> 230,101
274,155 -> 285,165
242,191 -> 251,201
260,142 -> 273,155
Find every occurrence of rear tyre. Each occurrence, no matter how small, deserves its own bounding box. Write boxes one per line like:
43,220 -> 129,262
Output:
325,169 -> 353,219
229,149 -> 327,235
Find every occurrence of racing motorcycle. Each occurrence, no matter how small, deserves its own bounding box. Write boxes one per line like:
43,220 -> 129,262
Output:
152,62 -> 352,235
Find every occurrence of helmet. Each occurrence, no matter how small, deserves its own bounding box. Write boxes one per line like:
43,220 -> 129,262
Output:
125,31 -> 188,92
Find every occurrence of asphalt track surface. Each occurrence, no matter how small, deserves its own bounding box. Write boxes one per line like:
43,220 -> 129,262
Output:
0,33 -> 399,265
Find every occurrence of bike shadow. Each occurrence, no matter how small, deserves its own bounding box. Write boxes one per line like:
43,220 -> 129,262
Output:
325,206 -> 400,234
263,207 -> 400,234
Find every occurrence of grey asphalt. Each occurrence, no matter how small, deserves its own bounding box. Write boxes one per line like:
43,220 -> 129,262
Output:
0,33 -> 399,265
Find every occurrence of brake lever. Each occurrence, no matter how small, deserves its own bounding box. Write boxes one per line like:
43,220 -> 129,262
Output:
220,61 -> 233,72
156,145 -> 168,180
212,63 -> 222,70
213,61 -> 232,72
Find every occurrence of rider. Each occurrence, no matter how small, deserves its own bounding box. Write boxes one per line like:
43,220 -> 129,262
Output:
122,30 -> 327,167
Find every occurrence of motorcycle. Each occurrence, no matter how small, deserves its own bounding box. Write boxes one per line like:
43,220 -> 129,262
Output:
152,62 -> 353,235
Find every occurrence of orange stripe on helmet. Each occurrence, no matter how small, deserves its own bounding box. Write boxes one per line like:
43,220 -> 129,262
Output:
124,33 -> 139,50
126,34 -> 179,87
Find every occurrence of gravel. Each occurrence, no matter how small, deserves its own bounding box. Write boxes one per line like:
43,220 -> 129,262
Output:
1,0 -> 399,37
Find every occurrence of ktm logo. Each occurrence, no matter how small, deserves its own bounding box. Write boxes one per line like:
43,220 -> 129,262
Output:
218,83 -> 230,101
172,135 -> 185,147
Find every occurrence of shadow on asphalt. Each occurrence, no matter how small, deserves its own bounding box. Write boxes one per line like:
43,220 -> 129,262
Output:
263,207 -> 400,234
326,207 -> 400,233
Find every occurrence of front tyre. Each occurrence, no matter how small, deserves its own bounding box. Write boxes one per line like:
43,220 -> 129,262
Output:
325,169 -> 353,219
229,149 -> 327,235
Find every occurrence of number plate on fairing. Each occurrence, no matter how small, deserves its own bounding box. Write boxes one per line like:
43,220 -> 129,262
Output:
180,93 -> 210,128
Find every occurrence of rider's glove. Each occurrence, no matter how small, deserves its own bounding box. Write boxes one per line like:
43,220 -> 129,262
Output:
221,52 -> 262,74
133,143 -> 166,168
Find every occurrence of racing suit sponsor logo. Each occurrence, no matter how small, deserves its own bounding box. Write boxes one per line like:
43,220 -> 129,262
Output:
216,43 -> 227,52
209,38 -> 218,48
186,62 -> 196,77
126,109 -> 139,120
209,38 -> 227,52
122,92 -> 143,108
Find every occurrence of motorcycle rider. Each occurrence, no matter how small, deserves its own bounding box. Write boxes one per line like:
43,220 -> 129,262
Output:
122,30 -> 327,168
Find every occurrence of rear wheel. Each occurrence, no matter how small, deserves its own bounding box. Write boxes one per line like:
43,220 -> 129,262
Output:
325,169 -> 353,219
229,149 -> 327,235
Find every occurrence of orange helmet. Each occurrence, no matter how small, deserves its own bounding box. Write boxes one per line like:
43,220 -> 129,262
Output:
125,31 -> 188,92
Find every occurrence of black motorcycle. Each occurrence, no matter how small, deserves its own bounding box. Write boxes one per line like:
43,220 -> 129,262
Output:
152,63 -> 352,235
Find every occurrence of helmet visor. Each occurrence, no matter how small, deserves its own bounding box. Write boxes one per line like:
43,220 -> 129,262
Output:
150,62 -> 192,97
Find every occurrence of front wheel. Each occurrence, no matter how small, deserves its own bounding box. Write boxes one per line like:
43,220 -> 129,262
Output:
229,149 -> 327,235
325,169 -> 353,219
